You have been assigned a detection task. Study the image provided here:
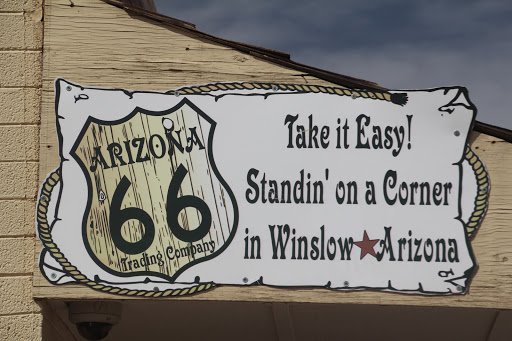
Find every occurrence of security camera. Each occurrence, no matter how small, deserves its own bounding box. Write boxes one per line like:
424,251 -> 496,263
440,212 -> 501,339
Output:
68,301 -> 122,340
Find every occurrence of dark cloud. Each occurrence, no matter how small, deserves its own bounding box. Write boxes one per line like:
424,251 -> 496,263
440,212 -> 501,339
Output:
154,0 -> 512,129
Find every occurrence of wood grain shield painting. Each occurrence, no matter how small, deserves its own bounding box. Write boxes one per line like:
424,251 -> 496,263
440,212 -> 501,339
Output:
70,99 -> 238,281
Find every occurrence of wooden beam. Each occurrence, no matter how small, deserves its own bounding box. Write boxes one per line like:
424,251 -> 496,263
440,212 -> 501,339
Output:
272,303 -> 295,341
486,310 -> 512,341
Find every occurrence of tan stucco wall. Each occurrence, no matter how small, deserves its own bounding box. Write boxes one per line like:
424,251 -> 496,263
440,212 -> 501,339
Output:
0,1 -> 43,340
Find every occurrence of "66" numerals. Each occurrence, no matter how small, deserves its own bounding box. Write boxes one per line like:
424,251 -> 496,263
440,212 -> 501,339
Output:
109,164 -> 212,255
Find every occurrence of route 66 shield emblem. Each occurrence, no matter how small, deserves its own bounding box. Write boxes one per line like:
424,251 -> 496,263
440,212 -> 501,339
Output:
70,98 -> 238,281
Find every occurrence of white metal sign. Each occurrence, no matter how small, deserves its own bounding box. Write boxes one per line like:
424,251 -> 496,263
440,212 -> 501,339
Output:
37,79 -> 489,296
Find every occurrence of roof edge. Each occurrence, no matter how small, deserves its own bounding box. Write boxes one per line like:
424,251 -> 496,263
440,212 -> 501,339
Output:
106,0 -> 197,30
474,120 -> 512,143
103,0 -> 291,59
101,0 -> 383,90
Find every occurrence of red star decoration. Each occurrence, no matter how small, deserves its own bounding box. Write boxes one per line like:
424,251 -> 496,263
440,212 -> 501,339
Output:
354,231 -> 379,260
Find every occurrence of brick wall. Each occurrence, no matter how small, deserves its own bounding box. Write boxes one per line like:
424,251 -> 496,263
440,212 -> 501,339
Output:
0,0 -> 43,339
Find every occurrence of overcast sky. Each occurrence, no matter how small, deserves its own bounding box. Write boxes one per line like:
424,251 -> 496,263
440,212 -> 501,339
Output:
154,0 -> 511,129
